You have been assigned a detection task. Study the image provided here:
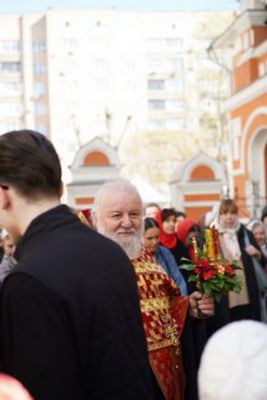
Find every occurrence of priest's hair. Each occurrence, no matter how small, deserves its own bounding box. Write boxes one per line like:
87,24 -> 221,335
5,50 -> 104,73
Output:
94,178 -> 142,217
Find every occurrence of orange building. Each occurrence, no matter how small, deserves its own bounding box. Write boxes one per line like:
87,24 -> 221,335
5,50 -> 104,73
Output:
210,0 -> 267,217
170,152 -> 226,221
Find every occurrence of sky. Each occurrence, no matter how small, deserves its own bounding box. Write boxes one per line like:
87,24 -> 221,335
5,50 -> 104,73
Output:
0,0 -> 239,14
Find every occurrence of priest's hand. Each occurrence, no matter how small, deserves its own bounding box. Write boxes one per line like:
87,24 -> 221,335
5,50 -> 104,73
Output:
189,291 -> 215,319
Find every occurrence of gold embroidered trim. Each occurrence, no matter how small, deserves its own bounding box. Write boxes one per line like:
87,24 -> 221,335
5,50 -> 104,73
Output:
140,296 -> 170,313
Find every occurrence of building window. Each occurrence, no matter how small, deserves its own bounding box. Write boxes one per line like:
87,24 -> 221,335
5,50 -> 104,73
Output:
168,58 -> 183,70
89,37 -> 108,50
127,60 -> 135,71
62,38 -> 77,50
258,62 -> 266,77
148,100 -> 165,110
0,102 -> 23,117
0,40 -> 21,53
165,100 -> 185,112
242,32 -> 249,51
36,124 -> 48,135
165,118 -> 185,130
250,29 -> 254,46
165,78 -> 184,91
32,40 -> 46,53
0,62 -> 21,73
147,38 -> 183,49
147,58 -> 162,72
33,62 -> 46,75
0,122 -> 21,133
95,58 -> 108,70
146,39 -> 165,49
165,38 -> 183,48
35,103 -> 47,115
147,58 -> 183,72
0,82 -> 23,95
148,119 -> 166,130
34,82 -> 46,97
147,79 -> 165,90
94,79 -> 109,89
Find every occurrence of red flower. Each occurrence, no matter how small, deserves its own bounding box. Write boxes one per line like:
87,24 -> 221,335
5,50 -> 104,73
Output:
224,265 -> 236,276
196,259 -> 210,269
202,269 -> 218,281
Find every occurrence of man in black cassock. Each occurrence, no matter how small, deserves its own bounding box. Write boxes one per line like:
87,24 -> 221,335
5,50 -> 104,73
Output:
0,130 -> 152,400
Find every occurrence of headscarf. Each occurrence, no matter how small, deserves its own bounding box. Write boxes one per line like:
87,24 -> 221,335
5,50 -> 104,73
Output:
155,210 -> 177,249
176,218 -> 197,245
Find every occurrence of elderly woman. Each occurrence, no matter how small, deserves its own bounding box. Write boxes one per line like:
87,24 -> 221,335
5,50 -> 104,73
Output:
247,219 -> 267,261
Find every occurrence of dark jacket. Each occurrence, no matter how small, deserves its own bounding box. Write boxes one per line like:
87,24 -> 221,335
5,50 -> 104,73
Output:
207,224 -> 263,335
0,205 -> 152,400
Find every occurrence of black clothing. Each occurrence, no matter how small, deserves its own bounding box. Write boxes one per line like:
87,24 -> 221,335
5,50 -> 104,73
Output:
0,247 -> 4,264
207,224 -> 263,336
166,241 -> 203,400
0,205 -> 152,400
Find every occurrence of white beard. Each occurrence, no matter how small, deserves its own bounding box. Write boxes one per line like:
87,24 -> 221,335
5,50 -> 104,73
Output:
98,225 -> 142,260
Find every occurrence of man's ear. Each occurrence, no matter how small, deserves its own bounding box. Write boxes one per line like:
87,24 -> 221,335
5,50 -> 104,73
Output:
0,187 -> 10,210
92,210 -> 97,230
59,181 -> 64,198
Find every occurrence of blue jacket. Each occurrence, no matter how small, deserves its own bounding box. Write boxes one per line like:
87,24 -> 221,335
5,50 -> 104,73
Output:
154,245 -> 188,296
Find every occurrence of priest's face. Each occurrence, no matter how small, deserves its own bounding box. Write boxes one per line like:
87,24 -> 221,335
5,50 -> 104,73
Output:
95,189 -> 143,260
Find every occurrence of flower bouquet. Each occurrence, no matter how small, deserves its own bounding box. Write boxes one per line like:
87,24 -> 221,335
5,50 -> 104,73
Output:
180,227 -> 243,302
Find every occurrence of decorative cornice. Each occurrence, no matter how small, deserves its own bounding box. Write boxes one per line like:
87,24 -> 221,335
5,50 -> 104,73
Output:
224,75 -> 267,112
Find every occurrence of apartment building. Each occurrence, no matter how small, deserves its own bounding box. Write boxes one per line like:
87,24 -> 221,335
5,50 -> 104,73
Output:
0,9 -> 233,187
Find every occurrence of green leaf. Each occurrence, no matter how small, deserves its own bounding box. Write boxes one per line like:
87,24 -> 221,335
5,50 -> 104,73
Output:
179,263 -> 196,271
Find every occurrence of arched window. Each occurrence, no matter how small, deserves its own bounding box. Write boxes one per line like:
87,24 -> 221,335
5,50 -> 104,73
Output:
83,151 -> 110,166
190,165 -> 215,181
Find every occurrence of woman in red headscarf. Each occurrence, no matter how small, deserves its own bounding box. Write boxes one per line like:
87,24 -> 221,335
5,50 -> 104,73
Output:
176,218 -> 204,261
156,208 -> 189,268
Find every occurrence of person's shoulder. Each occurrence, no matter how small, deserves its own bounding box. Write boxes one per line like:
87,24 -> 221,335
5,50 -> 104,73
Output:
158,245 -> 172,257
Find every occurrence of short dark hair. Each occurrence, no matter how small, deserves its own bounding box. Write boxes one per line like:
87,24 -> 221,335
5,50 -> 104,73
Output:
0,130 -> 62,199
176,211 -> 186,219
161,208 -> 176,222
144,202 -> 160,210
144,217 -> 160,232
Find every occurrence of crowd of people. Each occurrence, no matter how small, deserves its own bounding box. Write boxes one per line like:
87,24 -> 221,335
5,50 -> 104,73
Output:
0,129 -> 266,400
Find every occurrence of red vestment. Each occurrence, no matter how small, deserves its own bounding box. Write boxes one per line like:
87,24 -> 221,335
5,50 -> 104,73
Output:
132,248 -> 189,400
